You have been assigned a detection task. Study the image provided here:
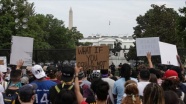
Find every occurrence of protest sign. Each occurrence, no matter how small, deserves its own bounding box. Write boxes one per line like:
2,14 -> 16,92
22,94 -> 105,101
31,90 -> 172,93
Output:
0,56 -> 7,72
136,37 -> 160,56
76,46 -> 109,70
159,42 -> 178,66
10,36 -> 34,66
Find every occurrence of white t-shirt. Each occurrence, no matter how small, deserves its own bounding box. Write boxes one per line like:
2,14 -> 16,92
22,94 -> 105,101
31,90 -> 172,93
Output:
102,78 -> 115,104
0,93 -> 4,104
137,81 -> 150,96
0,84 -> 4,92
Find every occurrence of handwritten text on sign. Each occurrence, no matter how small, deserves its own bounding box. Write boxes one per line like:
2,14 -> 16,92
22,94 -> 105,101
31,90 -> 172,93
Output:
76,46 -> 109,70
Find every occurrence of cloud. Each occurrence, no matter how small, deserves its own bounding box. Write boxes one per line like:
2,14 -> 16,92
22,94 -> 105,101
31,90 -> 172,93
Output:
28,0 -> 185,37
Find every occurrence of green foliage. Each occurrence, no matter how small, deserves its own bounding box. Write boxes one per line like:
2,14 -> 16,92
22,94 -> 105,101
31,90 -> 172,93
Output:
0,0 -> 83,63
79,42 -> 93,46
178,7 -> 186,48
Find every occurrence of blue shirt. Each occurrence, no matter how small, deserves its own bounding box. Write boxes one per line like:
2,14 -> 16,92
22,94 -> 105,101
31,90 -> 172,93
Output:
112,77 -> 138,104
31,80 -> 56,104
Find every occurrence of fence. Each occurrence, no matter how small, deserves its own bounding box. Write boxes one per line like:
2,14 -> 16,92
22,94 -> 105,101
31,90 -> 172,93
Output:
0,48 -> 186,66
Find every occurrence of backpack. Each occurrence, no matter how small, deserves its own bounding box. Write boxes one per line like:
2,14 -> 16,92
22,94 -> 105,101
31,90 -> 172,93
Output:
3,81 -> 19,104
2,90 -> 18,104
54,83 -> 76,104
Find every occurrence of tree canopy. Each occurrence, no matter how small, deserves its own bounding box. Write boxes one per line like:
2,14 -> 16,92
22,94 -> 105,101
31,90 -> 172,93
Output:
0,0 -> 83,63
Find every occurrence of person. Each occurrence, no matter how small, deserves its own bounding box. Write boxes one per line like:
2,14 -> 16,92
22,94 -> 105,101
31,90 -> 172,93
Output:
137,69 -> 150,97
0,71 -> 7,90
85,70 -> 101,104
78,71 -> 92,100
78,71 -> 91,88
164,90 -> 180,104
161,70 -> 186,103
3,60 -> 24,104
149,68 -> 163,85
21,76 -> 29,85
4,67 -> 11,82
31,65 -> 56,104
112,63 -> 138,104
149,73 -> 157,83
75,66 -> 109,104
109,63 -> 116,76
49,65 -> 79,104
101,69 -> 115,104
146,52 -> 165,85
0,83 -> 4,104
143,83 -> 165,104
121,80 -> 141,104
18,83 -> 37,104
45,65 -> 61,84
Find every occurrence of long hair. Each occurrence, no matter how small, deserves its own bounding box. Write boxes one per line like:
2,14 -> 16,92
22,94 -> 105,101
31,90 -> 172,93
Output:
122,80 -> 141,104
143,83 -> 165,104
120,63 -> 131,81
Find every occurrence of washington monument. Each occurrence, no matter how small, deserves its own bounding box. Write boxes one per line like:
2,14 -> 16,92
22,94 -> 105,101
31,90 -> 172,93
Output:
69,7 -> 73,30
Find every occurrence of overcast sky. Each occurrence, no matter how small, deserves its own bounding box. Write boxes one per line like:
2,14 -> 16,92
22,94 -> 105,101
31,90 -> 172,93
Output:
28,0 -> 185,37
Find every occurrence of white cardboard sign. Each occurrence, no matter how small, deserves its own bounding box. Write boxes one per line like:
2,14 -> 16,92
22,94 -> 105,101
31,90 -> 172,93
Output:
0,56 -> 7,72
136,37 -> 160,56
159,42 -> 178,66
10,36 -> 34,66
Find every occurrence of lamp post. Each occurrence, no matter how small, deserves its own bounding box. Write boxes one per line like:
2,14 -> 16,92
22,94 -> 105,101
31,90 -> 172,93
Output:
0,0 -> 28,35
13,0 -> 28,35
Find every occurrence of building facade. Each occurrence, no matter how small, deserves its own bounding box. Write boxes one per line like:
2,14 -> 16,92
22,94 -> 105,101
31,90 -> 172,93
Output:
79,35 -> 135,66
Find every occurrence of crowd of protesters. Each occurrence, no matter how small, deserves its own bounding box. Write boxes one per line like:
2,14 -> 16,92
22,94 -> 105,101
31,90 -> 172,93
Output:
0,52 -> 186,104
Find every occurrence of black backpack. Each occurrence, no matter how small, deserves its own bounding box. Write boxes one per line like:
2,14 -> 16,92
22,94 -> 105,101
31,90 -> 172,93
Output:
3,89 -> 19,104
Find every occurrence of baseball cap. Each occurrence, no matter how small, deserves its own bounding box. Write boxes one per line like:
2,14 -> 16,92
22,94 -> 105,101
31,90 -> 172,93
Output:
78,71 -> 85,80
46,65 -> 57,75
61,65 -> 75,82
90,71 -> 101,80
31,65 -> 46,79
100,69 -> 109,77
163,70 -> 178,79
19,83 -> 37,98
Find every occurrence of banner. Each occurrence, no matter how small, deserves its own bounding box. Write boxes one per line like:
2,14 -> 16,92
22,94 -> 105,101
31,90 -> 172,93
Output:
136,37 -> 160,56
159,42 -> 178,66
0,56 -> 7,72
76,46 -> 109,70
10,36 -> 34,66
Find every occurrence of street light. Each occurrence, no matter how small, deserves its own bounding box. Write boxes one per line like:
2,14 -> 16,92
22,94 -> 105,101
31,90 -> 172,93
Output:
15,17 -> 28,30
0,0 -> 29,35
11,1 -> 28,34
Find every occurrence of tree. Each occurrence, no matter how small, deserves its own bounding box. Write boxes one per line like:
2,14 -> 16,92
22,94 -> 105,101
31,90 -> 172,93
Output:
68,27 -> 83,46
178,6 -> 186,48
79,42 -> 93,46
0,0 -> 35,49
127,4 -> 181,62
0,0 -> 84,63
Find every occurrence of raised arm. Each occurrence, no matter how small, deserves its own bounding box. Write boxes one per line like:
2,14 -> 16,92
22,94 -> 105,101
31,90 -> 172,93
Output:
16,59 -> 24,70
146,52 -> 153,68
177,55 -> 185,74
74,66 -> 85,104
